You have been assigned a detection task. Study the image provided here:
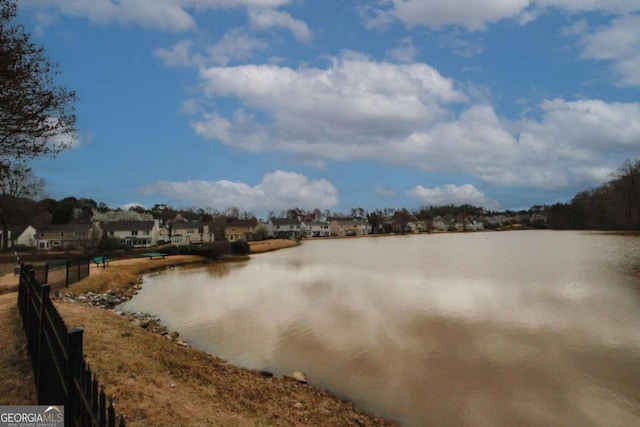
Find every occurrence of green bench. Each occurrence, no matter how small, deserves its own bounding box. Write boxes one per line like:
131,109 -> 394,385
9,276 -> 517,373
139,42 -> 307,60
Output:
93,256 -> 111,267
141,252 -> 167,260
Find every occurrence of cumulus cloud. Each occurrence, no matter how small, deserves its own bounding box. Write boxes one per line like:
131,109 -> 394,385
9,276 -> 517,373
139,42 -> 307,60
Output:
194,52 -> 466,152
374,0 -> 640,31
189,52 -> 640,192
206,30 -> 270,65
408,184 -> 500,209
22,0 -> 196,32
137,170 -> 338,212
248,7 -> 312,42
578,14 -> 640,86
22,0 -> 292,32
154,30 -> 269,68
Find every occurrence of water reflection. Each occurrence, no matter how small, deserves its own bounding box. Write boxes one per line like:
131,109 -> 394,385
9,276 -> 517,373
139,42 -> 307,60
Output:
119,231 -> 640,426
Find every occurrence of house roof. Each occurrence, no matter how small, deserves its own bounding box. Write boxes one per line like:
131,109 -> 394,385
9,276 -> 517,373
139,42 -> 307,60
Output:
331,219 -> 358,225
102,220 -> 155,231
270,218 -> 301,226
226,219 -> 257,227
7,225 -> 32,236
171,221 -> 199,230
38,223 -> 94,232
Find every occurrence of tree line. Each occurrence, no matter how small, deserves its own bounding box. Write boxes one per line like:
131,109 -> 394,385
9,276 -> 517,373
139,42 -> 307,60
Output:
544,160 -> 640,230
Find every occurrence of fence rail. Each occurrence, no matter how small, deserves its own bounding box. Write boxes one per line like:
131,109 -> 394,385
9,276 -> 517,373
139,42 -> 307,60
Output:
18,264 -> 125,427
31,257 -> 90,289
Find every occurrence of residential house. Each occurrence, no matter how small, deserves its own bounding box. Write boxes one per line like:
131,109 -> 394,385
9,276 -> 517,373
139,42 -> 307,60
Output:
330,219 -> 362,236
303,221 -> 330,238
102,220 -> 160,247
170,221 -> 215,246
267,218 -> 304,239
225,219 -> 257,241
36,222 -> 101,250
353,219 -> 372,235
0,225 -> 37,249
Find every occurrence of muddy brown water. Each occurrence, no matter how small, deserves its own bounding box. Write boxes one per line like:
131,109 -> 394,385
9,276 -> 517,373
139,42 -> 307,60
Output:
120,231 -> 640,426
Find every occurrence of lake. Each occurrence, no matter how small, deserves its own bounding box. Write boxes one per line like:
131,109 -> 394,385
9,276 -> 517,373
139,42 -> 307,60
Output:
119,231 -> 640,426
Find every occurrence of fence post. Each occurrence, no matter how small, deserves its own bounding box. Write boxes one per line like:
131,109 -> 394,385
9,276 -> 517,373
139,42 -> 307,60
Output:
66,327 -> 83,427
36,284 -> 51,403
66,259 -> 71,287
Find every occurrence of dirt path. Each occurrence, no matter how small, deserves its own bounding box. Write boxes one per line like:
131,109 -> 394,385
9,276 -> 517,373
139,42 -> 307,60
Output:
0,247 -> 396,426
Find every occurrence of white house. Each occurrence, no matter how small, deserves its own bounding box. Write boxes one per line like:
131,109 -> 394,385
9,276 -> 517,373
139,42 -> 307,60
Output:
302,221 -> 330,237
0,225 -> 37,249
102,220 -> 160,247
267,218 -> 304,239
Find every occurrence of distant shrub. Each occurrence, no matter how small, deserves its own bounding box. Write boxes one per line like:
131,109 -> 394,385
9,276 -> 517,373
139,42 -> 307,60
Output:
162,241 -> 231,260
230,240 -> 250,255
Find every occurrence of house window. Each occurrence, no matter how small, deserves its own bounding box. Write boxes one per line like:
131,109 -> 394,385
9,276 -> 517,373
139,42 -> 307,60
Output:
187,228 -> 194,234
143,230 -> 149,235
59,232 -> 64,237
131,230 -> 138,236
109,231 -> 115,236
40,232 -> 44,237
74,231 -> 85,237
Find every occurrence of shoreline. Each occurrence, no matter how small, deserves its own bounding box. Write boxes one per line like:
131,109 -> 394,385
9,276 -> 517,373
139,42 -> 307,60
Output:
1,240 -> 396,426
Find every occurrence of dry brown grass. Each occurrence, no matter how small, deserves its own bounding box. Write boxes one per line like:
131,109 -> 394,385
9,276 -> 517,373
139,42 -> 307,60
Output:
0,293 -> 36,405
249,239 -> 299,253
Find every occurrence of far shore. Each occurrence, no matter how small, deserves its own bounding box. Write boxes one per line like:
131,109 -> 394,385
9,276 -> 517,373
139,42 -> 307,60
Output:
0,239 -> 394,426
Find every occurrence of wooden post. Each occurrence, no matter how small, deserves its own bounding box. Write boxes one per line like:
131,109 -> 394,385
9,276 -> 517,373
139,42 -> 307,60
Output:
66,259 -> 71,287
99,385 -> 106,427
36,284 -> 50,403
66,327 -> 83,427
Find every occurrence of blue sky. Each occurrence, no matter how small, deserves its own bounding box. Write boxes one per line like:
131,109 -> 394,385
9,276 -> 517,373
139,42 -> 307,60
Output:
17,0 -> 640,217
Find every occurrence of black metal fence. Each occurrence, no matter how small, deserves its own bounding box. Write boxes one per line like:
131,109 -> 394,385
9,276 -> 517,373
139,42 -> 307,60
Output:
31,257 -> 90,289
18,265 -> 125,427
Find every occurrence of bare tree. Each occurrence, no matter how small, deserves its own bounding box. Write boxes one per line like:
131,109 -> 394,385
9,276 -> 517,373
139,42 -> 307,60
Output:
1,0 -> 77,164
0,161 -> 45,249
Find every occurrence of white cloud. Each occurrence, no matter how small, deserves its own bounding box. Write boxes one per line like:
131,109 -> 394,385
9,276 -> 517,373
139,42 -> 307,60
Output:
248,7 -> 312,42
154,40 -> 198,67
386,37 -> 418,63
377,0 -> 640,31
408,184 -> 500,210
22,0 -> 292,32
23,0 -> 196,32
206,30 -> 270,65
154,30 -> 269,68
196,53 -> 466,149
578,14 -> 640,86
137,171 -> 338,212
191,51 -> 640,191
388,0 -> 530,31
